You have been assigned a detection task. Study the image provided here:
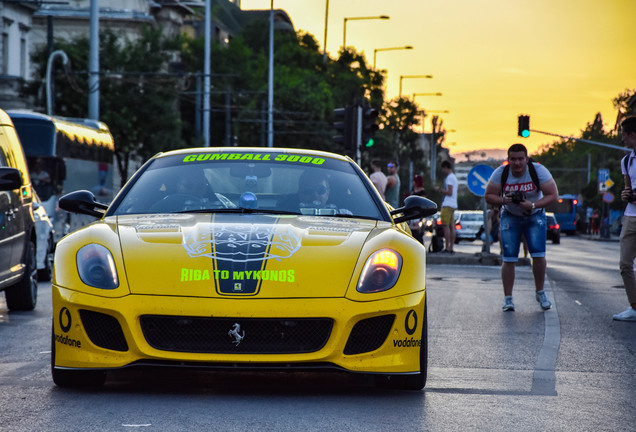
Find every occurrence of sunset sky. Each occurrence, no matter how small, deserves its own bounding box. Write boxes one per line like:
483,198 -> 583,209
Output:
240,0 -> 635,156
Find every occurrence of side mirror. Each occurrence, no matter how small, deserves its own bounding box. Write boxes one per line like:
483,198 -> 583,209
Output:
0,167 -> 23,191
59,190 -> 108,218
390,196 -> 438,224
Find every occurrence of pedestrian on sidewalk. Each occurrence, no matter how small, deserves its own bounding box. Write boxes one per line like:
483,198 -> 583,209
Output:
369,159 -> 387,199
407,174 -> 427,244
436,160 -> 458,254
484,143 -> 559,312
591,209 -> 600,235
385,161 -> 401,208
614,115 -> 636,322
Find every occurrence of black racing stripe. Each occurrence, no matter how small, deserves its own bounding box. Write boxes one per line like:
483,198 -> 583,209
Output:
210,214 -> 278,295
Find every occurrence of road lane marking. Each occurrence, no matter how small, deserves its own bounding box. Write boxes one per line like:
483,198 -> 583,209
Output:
531,278 -> 560,396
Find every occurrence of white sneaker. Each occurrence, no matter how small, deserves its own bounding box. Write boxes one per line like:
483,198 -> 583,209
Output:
502,296 -> 515,312
613,307 -> 636,321
535,290 -> 552,310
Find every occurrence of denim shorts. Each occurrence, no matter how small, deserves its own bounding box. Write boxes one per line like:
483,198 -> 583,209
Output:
500,209 -> 547,262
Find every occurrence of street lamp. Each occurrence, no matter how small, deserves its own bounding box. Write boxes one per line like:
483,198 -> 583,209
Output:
373,45 -> 413,69
46,50 -> 69,116
399,75 -> 433,98
343,15 -> 389,48
323,0 -> 329,63
413,92 -> 442,99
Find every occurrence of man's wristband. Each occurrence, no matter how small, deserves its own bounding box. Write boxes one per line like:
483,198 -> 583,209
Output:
531,202 -> 536,210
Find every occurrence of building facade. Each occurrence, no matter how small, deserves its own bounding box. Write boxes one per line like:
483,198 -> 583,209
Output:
0,0 -> 293,113
0,1 -> 37,109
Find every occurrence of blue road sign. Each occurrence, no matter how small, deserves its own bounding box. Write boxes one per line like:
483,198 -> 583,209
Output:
598,169 -> 609,183
467,164 -> 495,197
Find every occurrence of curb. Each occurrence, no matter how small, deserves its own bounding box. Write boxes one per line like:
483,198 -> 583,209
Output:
426,252 -> 531,266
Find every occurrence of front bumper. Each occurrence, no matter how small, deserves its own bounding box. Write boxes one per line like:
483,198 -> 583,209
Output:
52,286 -> 426,375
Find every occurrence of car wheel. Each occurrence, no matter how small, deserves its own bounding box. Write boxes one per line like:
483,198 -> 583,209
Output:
374,301 -> 428,390
37,235 -> 54,282
5,240 -> 38,311
553,235 -> 560,244
51,328 -> 106,387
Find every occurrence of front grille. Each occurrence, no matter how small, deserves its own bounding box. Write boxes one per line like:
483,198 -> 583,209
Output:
344,315 -> 395,355
140,315 -> 333,354
79,309 -> 129,352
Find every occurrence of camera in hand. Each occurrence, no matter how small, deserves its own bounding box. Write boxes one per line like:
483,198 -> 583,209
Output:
509,190 -> 525,204
629,188 -> 636,203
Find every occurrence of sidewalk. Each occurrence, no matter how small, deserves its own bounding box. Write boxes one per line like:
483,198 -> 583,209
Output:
580,234 -> 620,242
424,231 -> 618,266
427,250 -> 503,266
423,235 -> 529,266
425,249 -> 532,266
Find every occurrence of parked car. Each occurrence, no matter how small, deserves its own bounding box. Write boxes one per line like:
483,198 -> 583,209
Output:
0,108 -> 38,310
546,212 -> 561,244
454,210 -> 484,243
51,147 -> 438,390
33,191 -> 55,281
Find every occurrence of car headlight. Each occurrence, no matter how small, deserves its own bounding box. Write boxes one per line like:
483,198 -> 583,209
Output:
357,249 -> 402,293
77,244 -> 119,289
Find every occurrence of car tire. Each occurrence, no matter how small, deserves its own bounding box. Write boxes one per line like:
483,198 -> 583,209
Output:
5,240 -> 38,311
51,328 -> 106,387
553,235 -> 560,244
374,301 -> 428,391
37,234 -> 54,282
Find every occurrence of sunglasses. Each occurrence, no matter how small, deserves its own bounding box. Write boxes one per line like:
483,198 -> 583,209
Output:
301,184 -> 328,195
387,163 -> 395,168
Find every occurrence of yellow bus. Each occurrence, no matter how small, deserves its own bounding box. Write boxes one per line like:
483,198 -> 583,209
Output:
7,110 -> 115,242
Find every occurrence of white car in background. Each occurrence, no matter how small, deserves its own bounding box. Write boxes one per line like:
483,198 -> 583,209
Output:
33,191 -> 55,281
454,210 -> 484,243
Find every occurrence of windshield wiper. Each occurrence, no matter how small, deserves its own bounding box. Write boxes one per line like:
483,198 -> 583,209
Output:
179,208 -> 375,220
179,208 -> 302,215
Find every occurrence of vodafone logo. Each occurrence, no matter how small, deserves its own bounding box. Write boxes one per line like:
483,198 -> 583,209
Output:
59,307 -> 72,333
405,310 -> 418,335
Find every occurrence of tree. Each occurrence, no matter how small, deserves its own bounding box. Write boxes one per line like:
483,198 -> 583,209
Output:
613,89 -> 636,123
533,88 -> 633,213
24,28 -> 185,187
179,23 -> 385,156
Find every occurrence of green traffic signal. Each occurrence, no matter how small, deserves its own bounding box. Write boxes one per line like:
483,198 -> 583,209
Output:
518,115 -> 530,138
361,106 -> 379,148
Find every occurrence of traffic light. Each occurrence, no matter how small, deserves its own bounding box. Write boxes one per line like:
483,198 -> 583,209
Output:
518,115 -> 530,138
360,105 -> 379,148
333,105 -> 355,151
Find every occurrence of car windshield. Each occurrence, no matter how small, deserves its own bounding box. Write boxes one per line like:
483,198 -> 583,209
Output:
461,213 -> 482,222
109,150 -> 384,220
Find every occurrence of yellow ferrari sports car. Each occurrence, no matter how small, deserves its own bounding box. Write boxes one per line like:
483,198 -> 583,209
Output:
52,148 -> 437,390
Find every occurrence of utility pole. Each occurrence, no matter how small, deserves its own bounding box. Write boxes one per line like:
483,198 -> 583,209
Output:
268,1 -> 274,147
88,0 -> 99,120
203,0 -> 211,146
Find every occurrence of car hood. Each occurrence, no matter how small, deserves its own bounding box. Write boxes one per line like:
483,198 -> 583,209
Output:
116,213 -> 378,298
